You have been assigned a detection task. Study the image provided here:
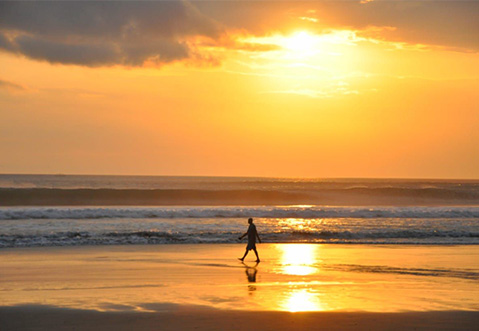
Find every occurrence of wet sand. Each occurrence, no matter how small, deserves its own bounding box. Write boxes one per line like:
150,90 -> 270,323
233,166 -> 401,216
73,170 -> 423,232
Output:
1,244 -> 478,330
1,306 -> 478,331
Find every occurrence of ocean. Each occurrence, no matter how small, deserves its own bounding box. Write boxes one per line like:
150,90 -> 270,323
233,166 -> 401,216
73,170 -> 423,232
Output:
1,174 -> 478,248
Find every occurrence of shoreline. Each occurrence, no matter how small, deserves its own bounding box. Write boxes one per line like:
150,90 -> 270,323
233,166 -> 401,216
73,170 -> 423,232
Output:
2,243 -> 479,252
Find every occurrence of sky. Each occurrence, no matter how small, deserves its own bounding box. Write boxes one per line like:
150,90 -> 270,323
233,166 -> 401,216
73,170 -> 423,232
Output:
0,0 -> 478,178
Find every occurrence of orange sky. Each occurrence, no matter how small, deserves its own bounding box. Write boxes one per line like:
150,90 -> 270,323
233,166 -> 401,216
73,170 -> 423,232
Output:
0,1 -> 478,178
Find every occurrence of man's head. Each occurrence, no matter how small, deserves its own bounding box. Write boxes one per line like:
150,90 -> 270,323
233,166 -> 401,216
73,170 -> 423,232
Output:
248,218 -> 253,224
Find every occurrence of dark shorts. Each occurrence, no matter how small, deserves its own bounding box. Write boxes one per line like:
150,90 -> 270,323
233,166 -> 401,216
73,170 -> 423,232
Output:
246,242 -> 256,251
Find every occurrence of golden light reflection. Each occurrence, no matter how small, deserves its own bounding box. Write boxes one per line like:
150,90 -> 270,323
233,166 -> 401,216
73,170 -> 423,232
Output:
279,244 -> 319,276
284,289 -> 323,312
278,218 -> 318,233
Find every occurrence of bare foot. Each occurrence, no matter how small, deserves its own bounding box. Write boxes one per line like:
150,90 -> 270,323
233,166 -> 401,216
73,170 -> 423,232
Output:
238,258 -> 244,261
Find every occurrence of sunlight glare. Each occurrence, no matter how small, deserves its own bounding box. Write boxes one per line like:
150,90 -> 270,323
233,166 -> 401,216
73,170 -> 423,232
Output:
279,244 -> 319,276
239,29 -> 360,64
284,289 -> 323,312
282,31 -> 317,52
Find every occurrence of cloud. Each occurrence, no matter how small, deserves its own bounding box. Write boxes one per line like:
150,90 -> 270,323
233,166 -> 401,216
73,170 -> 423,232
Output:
0,0 -> 477,69
196,1 -> 479,53
262,87 -> 360,99
14,35 -> 120,66
0,1 -> 221,67
0,33 -> 16,52
0,78 -> 25,91
210,34 -> 281,52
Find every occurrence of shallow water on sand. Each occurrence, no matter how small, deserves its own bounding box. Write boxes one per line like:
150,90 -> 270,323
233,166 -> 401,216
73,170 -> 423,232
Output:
1,244 -> 478,312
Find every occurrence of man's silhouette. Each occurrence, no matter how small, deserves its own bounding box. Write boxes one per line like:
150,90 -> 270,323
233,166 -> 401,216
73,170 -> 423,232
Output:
238,218 -> 261,262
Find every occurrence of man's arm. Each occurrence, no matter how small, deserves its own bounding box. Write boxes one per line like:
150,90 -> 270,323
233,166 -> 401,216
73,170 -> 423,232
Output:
238,232 -> 247,240
256,231 -> 261,243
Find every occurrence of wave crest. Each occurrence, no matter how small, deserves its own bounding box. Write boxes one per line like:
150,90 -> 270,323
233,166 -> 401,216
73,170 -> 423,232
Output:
1,206 -> 478,220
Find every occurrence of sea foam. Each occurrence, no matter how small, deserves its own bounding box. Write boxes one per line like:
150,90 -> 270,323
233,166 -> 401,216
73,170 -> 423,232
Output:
1,206 -> 478,220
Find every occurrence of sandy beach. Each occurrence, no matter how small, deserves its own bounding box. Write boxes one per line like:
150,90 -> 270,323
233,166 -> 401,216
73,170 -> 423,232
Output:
1,244 -> 478,330
1,306 -> 478,331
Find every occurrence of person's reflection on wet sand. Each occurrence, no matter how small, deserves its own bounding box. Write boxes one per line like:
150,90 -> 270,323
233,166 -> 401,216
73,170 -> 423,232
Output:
242,262 -> 259,292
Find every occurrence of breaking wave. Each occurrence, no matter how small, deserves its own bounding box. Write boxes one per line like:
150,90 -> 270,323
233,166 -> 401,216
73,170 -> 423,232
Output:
1,228 -> 478,248
1,206 -> 478,220
1,185 -> 478,206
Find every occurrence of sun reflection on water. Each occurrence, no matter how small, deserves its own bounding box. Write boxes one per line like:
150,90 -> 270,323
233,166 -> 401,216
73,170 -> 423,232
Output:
279,244 -> 320,276
284,289 -> 323,312
275,244 -> 324,311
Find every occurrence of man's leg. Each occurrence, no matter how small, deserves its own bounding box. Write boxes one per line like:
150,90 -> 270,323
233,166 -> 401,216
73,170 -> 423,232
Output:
253,248 -> 260,262
239,249 -> 249,261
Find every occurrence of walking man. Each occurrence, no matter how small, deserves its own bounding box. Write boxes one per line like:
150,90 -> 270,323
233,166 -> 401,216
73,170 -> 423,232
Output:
238,218 -> 261,262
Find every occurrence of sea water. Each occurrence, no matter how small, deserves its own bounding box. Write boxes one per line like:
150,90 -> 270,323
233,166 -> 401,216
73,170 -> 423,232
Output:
0,174 -> 478,248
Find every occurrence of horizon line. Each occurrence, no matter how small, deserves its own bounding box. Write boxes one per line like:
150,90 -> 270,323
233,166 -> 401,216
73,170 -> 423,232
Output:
1,173 -> 478,181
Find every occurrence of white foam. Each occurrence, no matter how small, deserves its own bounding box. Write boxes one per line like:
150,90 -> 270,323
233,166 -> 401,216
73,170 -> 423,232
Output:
0,209 -> 478,248
0,206 -> 478,220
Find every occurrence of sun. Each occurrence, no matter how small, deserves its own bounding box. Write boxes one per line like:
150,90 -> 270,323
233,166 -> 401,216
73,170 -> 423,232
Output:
282,31 -> 317,52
